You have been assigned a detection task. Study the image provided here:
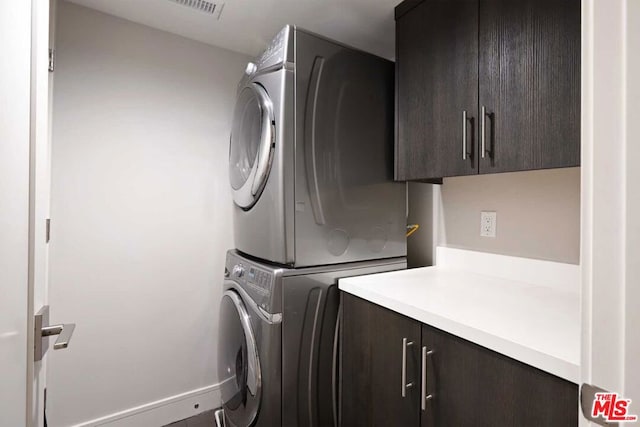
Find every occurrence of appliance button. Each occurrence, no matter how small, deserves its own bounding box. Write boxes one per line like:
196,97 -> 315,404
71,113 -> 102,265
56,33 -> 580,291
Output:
244,62 -> 257,76
232,265 -> 245,278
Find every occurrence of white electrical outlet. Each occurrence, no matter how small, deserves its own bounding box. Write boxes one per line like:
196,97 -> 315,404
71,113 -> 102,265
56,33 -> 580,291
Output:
480,211 -> 497,237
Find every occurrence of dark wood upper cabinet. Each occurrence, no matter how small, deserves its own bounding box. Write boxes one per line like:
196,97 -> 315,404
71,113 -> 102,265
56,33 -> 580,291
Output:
396,0 -> 479,180
395,0 -> 580,180
478,0 -> 581,173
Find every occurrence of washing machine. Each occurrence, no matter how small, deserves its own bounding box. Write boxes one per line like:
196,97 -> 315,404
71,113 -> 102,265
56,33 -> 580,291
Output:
229,25 -> 406,268
216,250 -> 406,427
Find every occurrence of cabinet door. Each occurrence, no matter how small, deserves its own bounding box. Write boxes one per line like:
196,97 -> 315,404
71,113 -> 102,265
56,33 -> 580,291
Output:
396,0 -> 479,180
340,293 -> 420,427
478,0 -> 580,173
420,324 -> 578,427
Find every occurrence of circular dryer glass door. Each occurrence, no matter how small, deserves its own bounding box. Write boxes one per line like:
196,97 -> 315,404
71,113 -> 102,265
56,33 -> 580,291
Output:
229,83 -> 275,210
218,290 -> 261,426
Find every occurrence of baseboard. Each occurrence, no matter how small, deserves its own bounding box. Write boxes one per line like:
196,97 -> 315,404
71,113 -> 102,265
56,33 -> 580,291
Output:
71,383 -> 222,427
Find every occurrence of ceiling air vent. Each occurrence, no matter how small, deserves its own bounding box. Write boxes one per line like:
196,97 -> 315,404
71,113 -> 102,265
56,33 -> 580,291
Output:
168,0 -> 219,15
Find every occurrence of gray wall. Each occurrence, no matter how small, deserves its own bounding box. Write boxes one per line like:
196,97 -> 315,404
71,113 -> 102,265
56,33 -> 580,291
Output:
48,2 -> 248,426
409,167 -> 580,266
407,183 -> 434,268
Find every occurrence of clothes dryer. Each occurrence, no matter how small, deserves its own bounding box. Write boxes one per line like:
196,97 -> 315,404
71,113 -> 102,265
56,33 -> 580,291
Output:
229,26 -> 406,267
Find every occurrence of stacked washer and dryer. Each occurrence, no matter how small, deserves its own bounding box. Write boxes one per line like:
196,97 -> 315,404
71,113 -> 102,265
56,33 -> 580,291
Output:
216,26 -> 407,427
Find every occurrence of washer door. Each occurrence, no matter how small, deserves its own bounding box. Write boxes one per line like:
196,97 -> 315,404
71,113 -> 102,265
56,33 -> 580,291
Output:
229,83 -> 275,210
218,289 -> 261,426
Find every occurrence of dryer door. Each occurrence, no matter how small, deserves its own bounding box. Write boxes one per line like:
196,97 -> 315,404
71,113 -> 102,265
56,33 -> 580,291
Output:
218,289 -> 261,426
229,83 -> 275,210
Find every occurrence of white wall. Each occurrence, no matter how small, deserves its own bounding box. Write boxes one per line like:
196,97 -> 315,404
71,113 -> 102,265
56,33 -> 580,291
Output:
407,183 -> 435,268
408,168 -> 581,266
47,2 -> 248,426
439,168 -> 581,264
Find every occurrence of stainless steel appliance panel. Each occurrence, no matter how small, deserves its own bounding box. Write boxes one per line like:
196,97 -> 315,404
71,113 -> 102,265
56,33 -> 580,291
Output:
231,66 -> 296,265
281,257 -> 407,426
293,29 -> 406,267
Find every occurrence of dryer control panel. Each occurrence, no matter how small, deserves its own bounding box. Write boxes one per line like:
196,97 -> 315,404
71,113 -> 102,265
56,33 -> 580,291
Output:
256,25 -> 291,71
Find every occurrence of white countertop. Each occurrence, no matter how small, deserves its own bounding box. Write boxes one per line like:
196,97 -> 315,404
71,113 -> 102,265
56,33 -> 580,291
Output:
338,247 -> 580,383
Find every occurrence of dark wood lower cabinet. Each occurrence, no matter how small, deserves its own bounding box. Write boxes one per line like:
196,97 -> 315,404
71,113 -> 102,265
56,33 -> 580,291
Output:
340,293 -> 578,427
421,324 -> 578,427
340,292 -> 420,427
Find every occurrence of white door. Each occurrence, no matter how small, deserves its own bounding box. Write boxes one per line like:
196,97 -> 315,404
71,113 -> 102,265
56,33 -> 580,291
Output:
580,0 -> 640,425
0,0 -> 33,424
1,1 -> 62,426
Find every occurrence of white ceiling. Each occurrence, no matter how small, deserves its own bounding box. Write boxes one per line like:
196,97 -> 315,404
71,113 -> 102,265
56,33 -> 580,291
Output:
67,0 -> 399,59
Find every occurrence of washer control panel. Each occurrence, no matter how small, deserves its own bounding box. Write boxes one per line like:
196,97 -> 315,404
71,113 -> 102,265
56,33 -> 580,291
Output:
245,266 -> 273,297
228,259 -> 276,313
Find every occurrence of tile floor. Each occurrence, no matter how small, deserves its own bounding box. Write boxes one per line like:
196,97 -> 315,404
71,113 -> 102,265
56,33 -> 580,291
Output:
164,409 -> 216,427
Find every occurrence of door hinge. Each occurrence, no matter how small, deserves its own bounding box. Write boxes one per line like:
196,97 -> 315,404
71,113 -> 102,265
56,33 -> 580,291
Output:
44,387 -> 47,426
45,218 -> 51,243
48,48 -> 55,72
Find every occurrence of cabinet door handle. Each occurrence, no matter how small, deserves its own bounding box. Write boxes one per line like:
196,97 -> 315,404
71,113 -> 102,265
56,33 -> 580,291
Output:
462,110 -> 468,160
462,110 -> 473,160
481,105 -> 487,159
421,346 -> 434,411
401,338 -> 414,397
481,105 -> 493,159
